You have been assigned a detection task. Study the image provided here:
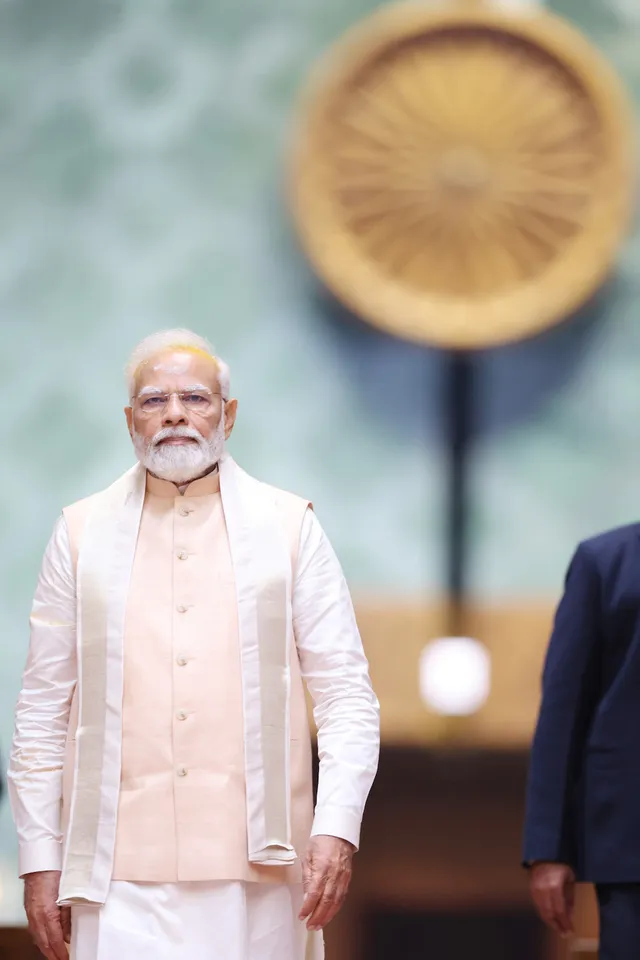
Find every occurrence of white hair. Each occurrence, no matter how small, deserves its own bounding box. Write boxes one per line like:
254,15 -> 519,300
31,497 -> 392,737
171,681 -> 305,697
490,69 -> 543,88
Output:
126,328 -> 231,401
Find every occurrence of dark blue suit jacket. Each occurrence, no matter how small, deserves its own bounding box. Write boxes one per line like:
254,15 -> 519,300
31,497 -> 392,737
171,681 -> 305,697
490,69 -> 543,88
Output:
523,523 -> 640,882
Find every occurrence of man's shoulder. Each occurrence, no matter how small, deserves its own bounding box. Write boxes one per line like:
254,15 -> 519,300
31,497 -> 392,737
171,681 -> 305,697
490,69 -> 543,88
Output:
62,490 -> 102,520
579,522 -> 640,565
258,478 -> 312,514
61,489 -> 107,546
62,469 -> 136,524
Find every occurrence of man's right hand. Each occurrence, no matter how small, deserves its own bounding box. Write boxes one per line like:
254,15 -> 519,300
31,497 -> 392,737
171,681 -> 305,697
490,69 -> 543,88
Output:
24,870 -> 70,960
529,861 -> 576,937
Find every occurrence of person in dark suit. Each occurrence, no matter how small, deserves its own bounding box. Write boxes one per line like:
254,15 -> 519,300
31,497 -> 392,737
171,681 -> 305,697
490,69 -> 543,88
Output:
523,525 -> 640,959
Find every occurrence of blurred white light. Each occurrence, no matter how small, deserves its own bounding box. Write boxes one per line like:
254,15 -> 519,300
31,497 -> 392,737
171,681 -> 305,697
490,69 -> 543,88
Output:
419,636 -> 491,716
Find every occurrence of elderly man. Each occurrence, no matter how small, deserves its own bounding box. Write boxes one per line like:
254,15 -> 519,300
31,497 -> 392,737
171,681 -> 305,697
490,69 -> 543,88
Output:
8,329 -> 380,960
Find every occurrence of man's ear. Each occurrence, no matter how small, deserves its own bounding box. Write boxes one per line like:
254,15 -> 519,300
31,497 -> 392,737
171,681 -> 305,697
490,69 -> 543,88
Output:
223,399 -> 238,440
125,406 -> 134,439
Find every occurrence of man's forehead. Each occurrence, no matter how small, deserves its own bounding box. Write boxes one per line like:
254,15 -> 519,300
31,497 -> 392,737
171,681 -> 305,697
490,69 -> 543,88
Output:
135,349 -> 219,389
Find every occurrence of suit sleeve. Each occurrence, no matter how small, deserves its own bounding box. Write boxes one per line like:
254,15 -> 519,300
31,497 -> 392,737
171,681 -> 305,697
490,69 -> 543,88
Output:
292,508 -> 380,851
8,515 -> 77,877
522,542 -> 602,867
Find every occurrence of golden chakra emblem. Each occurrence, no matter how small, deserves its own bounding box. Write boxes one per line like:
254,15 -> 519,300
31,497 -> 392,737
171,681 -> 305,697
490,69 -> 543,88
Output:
289,2 -> 636,349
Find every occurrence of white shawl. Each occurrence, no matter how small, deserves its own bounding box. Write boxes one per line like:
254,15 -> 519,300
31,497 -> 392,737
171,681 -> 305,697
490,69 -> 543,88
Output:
58,456 -> 295,905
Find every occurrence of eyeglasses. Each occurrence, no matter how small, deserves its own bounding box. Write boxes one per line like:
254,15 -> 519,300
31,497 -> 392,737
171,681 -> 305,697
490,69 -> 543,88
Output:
133,390 -> 225,418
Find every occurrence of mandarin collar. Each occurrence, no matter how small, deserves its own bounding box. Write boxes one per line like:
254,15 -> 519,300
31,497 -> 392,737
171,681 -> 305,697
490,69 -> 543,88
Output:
145,467 -> 220,499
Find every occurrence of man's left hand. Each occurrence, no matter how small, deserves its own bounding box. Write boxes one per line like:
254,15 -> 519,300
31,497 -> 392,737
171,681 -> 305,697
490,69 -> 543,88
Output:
299,835 -> 355,931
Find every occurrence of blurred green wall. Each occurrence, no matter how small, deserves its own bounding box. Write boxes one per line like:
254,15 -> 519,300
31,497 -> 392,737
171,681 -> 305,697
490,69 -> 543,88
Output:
0,0 -> 638,921
469,0 -> 640,596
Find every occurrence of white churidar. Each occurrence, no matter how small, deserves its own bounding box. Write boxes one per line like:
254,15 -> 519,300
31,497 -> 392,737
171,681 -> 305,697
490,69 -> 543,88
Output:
71,880 -> 323,960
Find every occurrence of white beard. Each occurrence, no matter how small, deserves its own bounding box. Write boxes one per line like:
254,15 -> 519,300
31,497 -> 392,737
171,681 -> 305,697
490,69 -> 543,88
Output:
133,416 -> 225,484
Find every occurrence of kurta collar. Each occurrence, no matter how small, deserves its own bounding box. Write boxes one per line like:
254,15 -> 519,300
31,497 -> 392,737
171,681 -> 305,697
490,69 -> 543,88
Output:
146,467 -> 220,499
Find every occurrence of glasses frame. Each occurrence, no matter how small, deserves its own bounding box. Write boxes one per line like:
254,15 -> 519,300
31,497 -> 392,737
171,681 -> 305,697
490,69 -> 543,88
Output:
131,390 -> 226,418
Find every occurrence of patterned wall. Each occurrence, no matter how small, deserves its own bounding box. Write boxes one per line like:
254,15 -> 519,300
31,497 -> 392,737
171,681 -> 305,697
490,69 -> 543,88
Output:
469,0 -> 640,596
0,0 -> 638,923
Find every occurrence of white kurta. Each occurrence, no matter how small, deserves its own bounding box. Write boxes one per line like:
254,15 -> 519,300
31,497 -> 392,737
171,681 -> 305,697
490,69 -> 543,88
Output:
9,471 -> 380,960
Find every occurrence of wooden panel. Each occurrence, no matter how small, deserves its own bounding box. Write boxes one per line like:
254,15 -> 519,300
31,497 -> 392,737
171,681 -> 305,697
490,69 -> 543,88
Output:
574,885 -> 599,941
354,600 -> 449,744
571,941 -> 599,959
355,599 -> 556,747
462,603 -> 555,745
0,927 -> 39,960
550,887 -> 600,960
324,747 -> 556,959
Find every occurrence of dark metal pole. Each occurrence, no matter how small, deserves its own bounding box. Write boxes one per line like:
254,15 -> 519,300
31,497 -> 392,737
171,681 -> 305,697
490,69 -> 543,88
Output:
445,350 -> 474,637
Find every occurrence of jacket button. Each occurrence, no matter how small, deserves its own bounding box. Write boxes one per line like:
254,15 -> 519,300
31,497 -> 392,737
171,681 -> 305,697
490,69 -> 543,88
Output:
177,767 -> 188,777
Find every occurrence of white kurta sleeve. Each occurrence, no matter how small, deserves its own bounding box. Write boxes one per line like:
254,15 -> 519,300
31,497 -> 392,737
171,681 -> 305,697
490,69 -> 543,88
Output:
8,514 -> 77,877
293,508 -> 380,850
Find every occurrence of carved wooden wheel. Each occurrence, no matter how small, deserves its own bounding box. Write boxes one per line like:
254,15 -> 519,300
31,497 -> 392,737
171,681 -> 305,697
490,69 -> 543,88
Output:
289,3 -> 636,348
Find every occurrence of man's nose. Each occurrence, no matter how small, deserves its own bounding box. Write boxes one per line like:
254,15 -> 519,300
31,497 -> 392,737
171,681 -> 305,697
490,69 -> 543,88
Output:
162,395 -> 188,425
